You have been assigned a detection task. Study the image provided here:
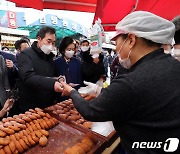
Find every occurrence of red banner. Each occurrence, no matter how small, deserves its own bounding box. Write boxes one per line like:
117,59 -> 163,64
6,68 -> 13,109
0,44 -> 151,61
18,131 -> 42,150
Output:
7,11 -> 17,29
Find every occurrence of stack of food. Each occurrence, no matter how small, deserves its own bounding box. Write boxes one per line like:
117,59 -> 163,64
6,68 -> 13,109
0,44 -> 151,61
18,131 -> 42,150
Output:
0,108 -> 59,153
45,99 -> 93,129
64,135 -> 95,154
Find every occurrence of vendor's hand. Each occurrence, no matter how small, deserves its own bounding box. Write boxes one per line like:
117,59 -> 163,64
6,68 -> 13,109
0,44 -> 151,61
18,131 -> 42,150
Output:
61,82 -> 75,96
54,81 -> 63,92
5,59 -> 14,68
2,99 -> 14,112
78,81 -> 99,94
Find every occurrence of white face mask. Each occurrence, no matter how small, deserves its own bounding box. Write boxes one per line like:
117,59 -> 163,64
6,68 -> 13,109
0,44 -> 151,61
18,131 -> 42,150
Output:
118,38 -> 132,69
81,46 -> 89,52
65,50 -> 74,59
41,45 -> 53,55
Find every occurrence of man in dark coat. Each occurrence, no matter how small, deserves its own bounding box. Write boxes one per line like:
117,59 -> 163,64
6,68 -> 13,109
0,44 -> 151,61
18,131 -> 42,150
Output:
17,26 -> 62,113
0,49 -> 18,89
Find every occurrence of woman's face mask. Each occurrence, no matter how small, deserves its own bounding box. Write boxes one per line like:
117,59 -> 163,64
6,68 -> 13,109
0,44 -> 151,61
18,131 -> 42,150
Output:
117,37 -> 132,69
65,50 -> 74,59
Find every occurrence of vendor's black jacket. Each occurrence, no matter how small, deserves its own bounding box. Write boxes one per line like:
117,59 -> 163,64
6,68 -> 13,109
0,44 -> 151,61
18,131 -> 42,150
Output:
17,42 -> 56,112
70,48 -> 180,154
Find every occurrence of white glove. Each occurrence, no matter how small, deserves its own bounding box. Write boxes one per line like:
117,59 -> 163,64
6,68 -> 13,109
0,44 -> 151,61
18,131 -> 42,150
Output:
78,81 -> 99,94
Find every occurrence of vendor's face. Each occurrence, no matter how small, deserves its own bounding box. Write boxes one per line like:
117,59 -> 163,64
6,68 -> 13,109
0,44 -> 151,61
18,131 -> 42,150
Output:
115,35 -> 129,59
37,33 -> 56,48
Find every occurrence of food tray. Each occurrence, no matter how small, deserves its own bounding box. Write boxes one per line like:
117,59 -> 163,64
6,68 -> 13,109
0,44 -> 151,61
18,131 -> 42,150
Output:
24,118 -> 106,154
45,99 -> 118,148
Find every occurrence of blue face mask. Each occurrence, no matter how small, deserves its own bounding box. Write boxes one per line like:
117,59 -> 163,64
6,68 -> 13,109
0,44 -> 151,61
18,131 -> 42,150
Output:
118,38 -> 132,69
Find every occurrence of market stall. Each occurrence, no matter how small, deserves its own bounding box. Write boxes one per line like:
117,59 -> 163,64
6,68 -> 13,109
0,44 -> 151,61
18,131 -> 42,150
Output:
0,96 -> 118,154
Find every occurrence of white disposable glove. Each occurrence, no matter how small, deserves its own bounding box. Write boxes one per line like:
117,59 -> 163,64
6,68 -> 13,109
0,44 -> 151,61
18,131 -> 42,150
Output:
78,81 -> 99,94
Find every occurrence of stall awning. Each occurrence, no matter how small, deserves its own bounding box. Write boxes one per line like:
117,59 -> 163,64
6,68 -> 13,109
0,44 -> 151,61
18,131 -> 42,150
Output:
7,0 -> 97,13
94,0 -> 180,31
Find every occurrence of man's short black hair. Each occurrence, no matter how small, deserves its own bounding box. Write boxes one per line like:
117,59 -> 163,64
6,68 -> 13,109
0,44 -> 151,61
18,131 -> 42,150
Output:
15,39 -> 28,50
2,46 -> 9,51
80,39 -> 89,45
59,36 -> 74,55
36,26 -> 56,39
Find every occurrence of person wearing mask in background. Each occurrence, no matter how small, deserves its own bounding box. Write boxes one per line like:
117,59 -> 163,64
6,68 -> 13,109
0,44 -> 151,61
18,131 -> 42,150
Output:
76,39 -> 91,63
54,37 -> 82,93
108,49 -> 116,66
110,56 -> 128,81
15,39 -> 30,56
60,11 -> 180,154
0,36 -> 18,89
17,26 -> 62,113
82,49 -> 106,85
2,46 -> 10,53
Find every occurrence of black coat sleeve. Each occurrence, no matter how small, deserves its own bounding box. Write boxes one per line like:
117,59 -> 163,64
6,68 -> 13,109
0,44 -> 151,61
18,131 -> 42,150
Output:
18,52 -> 56,90
70,76 -> 137,122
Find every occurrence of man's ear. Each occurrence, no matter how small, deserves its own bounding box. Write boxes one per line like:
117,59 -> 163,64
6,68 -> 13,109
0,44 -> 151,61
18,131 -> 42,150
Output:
128,33 -> 136,49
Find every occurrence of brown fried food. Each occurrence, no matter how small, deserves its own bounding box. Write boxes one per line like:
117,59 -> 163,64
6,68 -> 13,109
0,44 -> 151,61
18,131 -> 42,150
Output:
22,136 -> 31,148
27,114 -> 37,120
39,136 -> 48,147
45,113 -> 51,119
59,114 -> 68,119
14,140 -> 24,153
19,139 -> 29,150
0,149 -> 5,154
35,108 -> 43,112
8,125 -> 21,131
3,145 -> 12,154
34,130 -> 42,138
39,129 -> 49,137
29,122 -> 38,131
9,135 -> 16,142
0,130 -> 6,137
82,122 -> 92,129
27,135 -> 36,146
32,113 -> 41,119
0,137 -> 9,145
31,132 -> 39,143
22,116 -> 31,123
76,143 -> 91,152
71,145 -> 86,154
29,109 -> 36,113
14,133 -> 20,141
51,118 -> 59,125
37,111 -> 46,117
15,118 -> 26,124
9,141 -> 16,153
0,126 -> 15,135
81,137 -> 94,149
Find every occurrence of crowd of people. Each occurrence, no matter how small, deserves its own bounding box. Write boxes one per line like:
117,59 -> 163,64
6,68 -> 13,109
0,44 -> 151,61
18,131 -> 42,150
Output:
0,11 -> 180,154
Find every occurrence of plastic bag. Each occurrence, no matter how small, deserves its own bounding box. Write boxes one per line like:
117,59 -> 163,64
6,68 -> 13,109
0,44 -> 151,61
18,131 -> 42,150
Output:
91,121 -> 115,137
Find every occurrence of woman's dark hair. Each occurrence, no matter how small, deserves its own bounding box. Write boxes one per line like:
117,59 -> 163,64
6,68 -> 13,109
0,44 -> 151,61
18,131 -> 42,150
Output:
58,36 -> 74,55
121,34 -> 161,47
36,26 -> 56,39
